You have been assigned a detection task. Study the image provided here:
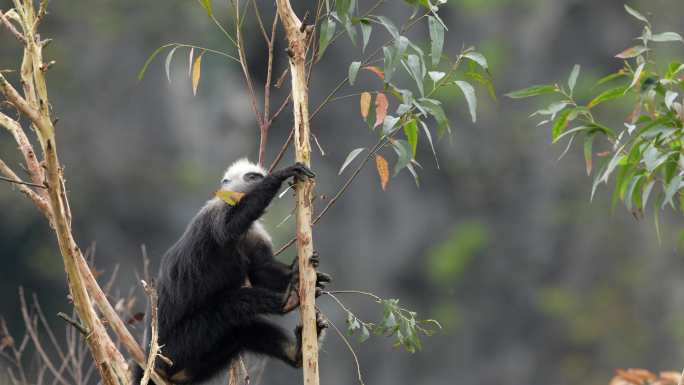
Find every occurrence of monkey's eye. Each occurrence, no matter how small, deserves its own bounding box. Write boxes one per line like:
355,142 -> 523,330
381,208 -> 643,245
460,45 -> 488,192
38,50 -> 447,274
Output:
244,172 -> 264,182
221,179 -> 230,185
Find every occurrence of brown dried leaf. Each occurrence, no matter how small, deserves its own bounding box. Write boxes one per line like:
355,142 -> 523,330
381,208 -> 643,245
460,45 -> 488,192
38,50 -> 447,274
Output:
615,369 -> 657,384
658,372 -> 682,385
360,92 -> 372,119
374,93 -> 388,129
375,155 -> 389,191
363,66 -> 384,80
191,52 -> 204,96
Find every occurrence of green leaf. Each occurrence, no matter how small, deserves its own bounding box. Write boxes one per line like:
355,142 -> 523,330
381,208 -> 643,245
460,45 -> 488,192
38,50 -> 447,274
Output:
336,0 -> 352,21
164,45 -> 179,83
343,17 -> 357,45
428,71 -> 445,83
463,52 -> 488,70
551,109 -> 573,142
625,174 -> 644,212
568,64 -> 580,93
505,84 -> 558,99
406,54 -> 425,96
418,98 -> 450,136
594,71 -> 627,88
404,119 -> 418,157
360,324 -> 370,343
650,32 -> 684,43
624,4 -> 650,25
419,121 -> 439,168
428,16 -> 444,66
391,140 -> 412,175
339,148 -> 366,175
662,175 -> 682,209
317,18 -> 336,61
376,15 -> 400,39
360,19 -> 372,52
588,86 -> 629,108
348,61 -> 361,85
454,80 -> 477,123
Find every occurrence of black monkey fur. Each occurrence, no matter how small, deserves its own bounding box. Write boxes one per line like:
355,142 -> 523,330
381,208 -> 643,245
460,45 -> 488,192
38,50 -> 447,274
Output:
132,160 -> 330,384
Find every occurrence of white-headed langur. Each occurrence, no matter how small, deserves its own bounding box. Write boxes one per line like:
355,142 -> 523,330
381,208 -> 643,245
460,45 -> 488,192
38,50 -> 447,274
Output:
133,160 -> 331,384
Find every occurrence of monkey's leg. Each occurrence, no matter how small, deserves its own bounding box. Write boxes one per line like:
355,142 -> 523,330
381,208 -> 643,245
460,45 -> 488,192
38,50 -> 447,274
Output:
158,287 -> 293,383
239,319 -> 303,367
240,315 -> 328,368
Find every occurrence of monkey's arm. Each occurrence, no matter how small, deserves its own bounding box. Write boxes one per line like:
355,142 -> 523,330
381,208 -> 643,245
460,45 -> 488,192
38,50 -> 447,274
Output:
220,163 -> 314,241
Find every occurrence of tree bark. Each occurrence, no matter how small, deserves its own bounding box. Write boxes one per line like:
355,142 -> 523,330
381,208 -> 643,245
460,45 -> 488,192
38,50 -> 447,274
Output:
274,2 -> 320,385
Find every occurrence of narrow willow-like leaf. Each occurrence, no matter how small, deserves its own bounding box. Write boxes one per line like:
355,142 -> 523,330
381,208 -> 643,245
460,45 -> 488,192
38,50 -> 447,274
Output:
650,32 -> 684,43
419,121 -> 439,168
454,80 -> 477,123
584,132 -> 595,175
588,86 -> 629,108
348,61 -> 361,85
317,18 -> 336,61
376,15 -> 399,39
191,52 -> 203,96
360,92 -> 372,119
551,109 -> 573,142
463,52 -> 488,70
391,140 -> 412,175
505,84 -> 558,99
406,54 -> 424,96
374,93 -> 389,129
568,64 -> 580,93
164,45 -> 179,83
624,4 -> 650,25
404,119 -> 418,157
360,19 -> 372,52
615,45 -> 648,59
339,148 -> 366,175
428,16 -> 444,66
376,154 -> 389,191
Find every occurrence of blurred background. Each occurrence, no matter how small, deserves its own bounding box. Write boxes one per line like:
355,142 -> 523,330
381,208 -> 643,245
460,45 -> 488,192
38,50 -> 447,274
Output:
2,1 -> 684,385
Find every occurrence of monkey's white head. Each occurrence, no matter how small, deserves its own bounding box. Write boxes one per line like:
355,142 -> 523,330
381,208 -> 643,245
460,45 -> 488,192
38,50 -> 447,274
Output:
220,158 -> 267,193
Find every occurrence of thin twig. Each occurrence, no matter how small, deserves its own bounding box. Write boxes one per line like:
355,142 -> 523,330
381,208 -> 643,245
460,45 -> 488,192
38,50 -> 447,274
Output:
0,9 -> 26,43
140,280 -> 160,385
19,288 -> 72,385
326,318 -> 365,385
269,128 -> 294,173
56,313 -> 88,336
274,136 -> 389,255
0,174 -> 47,188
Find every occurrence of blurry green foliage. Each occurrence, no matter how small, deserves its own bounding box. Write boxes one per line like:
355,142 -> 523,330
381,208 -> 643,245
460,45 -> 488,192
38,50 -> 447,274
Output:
428,221 -> 488,284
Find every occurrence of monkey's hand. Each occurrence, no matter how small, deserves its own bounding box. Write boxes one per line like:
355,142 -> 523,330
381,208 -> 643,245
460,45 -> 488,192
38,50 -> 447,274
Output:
273,162 -> 315,182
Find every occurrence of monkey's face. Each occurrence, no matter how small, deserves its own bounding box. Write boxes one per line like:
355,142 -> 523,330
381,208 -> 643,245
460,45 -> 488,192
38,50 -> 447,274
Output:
220,158 -> 266,193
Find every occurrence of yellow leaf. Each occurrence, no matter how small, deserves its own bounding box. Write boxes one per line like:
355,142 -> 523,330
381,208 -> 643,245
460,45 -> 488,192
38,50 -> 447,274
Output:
375,155 -> 389,191
191,52 -> 204,96
360,92 -> 371,119
215,190 -> 245,206
374,93 -> 388,129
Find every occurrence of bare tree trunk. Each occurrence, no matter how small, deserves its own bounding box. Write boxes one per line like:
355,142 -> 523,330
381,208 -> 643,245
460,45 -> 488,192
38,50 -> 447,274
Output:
274,2 -> 320,385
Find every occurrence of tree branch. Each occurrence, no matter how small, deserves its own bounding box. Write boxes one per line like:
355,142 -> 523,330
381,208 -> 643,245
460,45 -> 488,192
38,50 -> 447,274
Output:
274,2 -> 320,385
